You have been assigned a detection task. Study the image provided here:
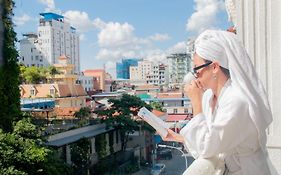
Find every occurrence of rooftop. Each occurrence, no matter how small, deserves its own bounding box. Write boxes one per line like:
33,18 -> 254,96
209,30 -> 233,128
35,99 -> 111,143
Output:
40,12 -> 64,21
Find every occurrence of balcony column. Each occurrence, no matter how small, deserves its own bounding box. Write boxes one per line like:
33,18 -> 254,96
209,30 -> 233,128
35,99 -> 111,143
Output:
66,145 -> 72,164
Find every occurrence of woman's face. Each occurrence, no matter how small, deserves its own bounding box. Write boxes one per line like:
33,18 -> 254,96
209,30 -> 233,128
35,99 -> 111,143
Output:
193,53 -> 214,89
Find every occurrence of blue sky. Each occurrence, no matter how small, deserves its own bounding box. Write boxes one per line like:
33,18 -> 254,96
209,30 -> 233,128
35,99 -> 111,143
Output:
13,0 -> 231,78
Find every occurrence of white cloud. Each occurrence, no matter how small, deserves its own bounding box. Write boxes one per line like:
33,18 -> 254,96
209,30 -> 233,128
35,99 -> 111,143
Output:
105,61 -> 116,78
144,41 -> 187,63
96,48 -> 136,61
63,10 -> 95,33
149,33 -> 170,41
13,14 -> 31,26
186,0 -> 225,33
38,0 -> 55,11
93,18 -> 107,29
79,34 -> 86,41
144,50 -> 167,63
167,41 -> 186,54
97,22 -> 135,48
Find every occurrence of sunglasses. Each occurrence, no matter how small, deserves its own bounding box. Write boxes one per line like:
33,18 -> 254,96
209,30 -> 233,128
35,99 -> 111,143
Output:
192,61 -> 213,78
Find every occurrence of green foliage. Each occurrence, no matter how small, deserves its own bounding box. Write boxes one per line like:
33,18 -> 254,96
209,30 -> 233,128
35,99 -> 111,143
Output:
0,118 -> 71,175
19,65 -> 60,84
74,107 -> 91,120
71,138 -> 90,174
48,66 -> 60,75
150,101 -> 164,112
74,107 -> 92,127
22,66 -> 45,84
95,134 -> 107,159
0,0 -> 21,132
94,94 -> 153,150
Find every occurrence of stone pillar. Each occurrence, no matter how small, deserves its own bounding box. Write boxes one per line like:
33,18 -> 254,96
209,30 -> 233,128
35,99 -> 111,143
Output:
66,145 -> 72,165
105,133 -> 110,155
235,0 -> 281,173
91,137 -> 96,154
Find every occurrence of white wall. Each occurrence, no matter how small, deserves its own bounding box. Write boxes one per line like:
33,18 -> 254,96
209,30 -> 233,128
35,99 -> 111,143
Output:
236,0 -> 281,172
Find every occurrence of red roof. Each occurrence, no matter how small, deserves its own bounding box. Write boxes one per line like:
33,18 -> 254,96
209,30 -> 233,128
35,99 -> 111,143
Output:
166,114 -> 189,122
152,110 -> 166,117
84,69 -> 104,73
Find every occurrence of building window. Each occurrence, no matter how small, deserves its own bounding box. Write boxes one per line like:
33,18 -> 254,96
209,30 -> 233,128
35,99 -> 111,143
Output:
173,109 -> 178,114
50,89 -> 55,96
184,109 -> 188,114
30,89 -> 35,96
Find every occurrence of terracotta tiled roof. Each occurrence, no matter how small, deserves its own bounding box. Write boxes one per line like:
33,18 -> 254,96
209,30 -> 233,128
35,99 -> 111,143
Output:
57,84 -> 71,97
74,84 -> 87,96
54,107 -> 80,117
157,93 -> 182,99
152,110 -> 166,117
20,83 -> 86,98
166,114 -> 189,122
84,69 -> 104,73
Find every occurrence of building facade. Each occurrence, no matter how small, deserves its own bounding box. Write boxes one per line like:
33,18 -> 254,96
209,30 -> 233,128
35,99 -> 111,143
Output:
116,58 -> 139,79
78,75 -> 94,93
235,0 -> 281,172
167,53 -> 191,85
20,56 -> 87,118
19,12 -> 80,74
83,69 -> 106,92
146,64 -> 169,85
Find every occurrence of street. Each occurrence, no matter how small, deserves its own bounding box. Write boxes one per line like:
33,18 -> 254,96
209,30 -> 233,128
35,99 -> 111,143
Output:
132,150 -> 194,175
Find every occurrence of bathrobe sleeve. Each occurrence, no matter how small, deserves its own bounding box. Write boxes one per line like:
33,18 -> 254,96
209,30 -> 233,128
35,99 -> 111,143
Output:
180,93 -> 255,159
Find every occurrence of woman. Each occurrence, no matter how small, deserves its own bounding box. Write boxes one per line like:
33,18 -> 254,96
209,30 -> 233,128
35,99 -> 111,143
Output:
161,30 -> 276,175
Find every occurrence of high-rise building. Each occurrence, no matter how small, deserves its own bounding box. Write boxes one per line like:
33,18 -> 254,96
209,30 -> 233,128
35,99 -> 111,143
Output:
130,60 -> 169,85
167,53 -> 191,84
146,64 -> 169,85
18,12 -> 80,74
116,58 -> 139,79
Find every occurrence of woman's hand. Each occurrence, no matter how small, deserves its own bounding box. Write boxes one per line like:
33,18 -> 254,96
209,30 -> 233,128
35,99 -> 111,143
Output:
160,129 -> 184,143
184,79 -> 204,115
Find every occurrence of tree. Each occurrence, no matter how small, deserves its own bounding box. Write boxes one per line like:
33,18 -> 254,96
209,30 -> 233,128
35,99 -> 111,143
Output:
74,107 -> 92,126
0,2 -> 72,174
48,65 -> 60,76
71,138 -> 90,175
23,66 -> 46,84
150,101 -> 164,112
74,107 -> 91,120
0,0 -> 21,132
0,118 -> 72,175
94,94 -> 154,151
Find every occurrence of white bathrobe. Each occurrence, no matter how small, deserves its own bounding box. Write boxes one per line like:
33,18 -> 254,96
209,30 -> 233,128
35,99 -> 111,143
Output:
180,80 -> 271,175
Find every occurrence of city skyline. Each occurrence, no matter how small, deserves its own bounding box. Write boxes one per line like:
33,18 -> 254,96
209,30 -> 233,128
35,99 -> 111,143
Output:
13,0 -> 231,78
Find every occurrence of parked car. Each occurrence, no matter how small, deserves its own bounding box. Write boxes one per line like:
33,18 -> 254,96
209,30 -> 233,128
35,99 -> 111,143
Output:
150,163 -> 166,175
157,149 -> 172,160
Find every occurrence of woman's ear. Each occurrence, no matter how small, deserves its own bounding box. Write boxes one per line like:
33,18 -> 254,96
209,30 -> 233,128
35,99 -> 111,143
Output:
212,62 -> 220,73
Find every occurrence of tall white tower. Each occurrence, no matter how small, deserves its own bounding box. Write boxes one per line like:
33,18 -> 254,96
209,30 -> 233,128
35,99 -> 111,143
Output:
19,12 -> 80,74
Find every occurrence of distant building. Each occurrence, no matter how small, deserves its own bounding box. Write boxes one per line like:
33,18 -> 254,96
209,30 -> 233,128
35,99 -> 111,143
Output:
20,56 -> 87,119
167,53 -> 191,84
18,12 -> 80,74
146,64 -> 169,85
78,75 -> 94,93
116,58 -> 139,79
129,60 -> 169,86
83,69 -> 106,92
